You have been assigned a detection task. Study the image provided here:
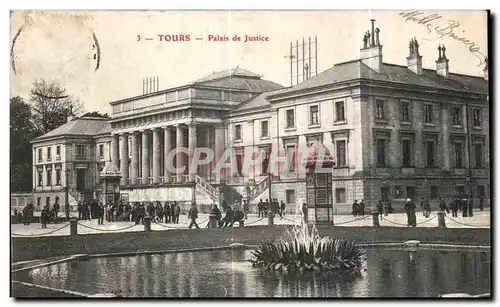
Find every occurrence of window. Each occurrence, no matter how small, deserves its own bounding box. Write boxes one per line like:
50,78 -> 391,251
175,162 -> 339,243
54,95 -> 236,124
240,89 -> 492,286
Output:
406,187 -> 416,200
76,145 -> 85,158
456,186 -> 465,196
452,107 -> 462,126
401,101 -> 411,122
402,139 -> 412,166
56,146 -> 61,160
45,197 -> 50,206
335,101 -> 345,122
286,109 -> 295,128
37,197 -> 41,207
47,147 -> 52,161
99,144 -> 104,158
309,105 -> 319,126
430,186 -> 439,200
453,142 -> 464,168
335,188 -> 346,203
477,185 -> 485,198
426,141 -> 435,167
381,187 -> 390,202
376,139 -> 386,167
394,186 -> 404,198
38,148 -> 42,162
46,168 -> 52,185
336,140 -> 347,167
474,143 -> 483,167
424,104 -> 433,123
473,108 -> 482,127
376,99 -> 385,120
38,170 -> 43,186
234,124 -> 242,140
285,190 -> 296,204
56,168 -> 61,185
260,120 -> 269,138
285,145 -> 296,172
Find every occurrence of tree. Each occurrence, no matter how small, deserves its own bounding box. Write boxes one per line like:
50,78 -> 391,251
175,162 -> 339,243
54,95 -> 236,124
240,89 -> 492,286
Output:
28,79 -> 84,135
10,96 -> 35,192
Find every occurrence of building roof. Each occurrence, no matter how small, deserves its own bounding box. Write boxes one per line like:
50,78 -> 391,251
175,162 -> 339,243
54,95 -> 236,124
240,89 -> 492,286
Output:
193,67 -> 284,92
33,117 -> 111,141
232,87 -> 290,112
272,60 -> 488,97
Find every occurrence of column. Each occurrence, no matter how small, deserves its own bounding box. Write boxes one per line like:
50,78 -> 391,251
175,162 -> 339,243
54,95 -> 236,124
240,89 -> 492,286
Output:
152,128 -> 162,184
188,123 -> 197,182
442,106 -> 451,170
131,132 -> 139,185
111,134 -> 120,167
176,125 -> 185,182
141,130 -> 150,184
214,124 -> 225,182
120,133 -> 129,184
164,126 -> 172,183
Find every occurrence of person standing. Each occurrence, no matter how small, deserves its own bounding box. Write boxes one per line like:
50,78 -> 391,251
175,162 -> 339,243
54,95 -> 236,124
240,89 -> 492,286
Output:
376,200 -> 383,218
164,202 -> 171,223
65,201 -> 70,222
41,205 -> 50,228
77,201 -> 82,219
175,204 -> 181,224
479,196 -> 484,211
280,200 -> 286,217
264,199 -> 269,217
359,199 -> 366,216
258,199 -> 264,218
450,196 -> 459,217
97,202 -> 105,225
242,200 -> 249,220
461,197 -> 468,217
188,202 -> 200,229
420,197 -> 430,218
467,197 -> 474,217
352,200 -> 359,217
404,198 -> 417,227
211,204 -> 222,227
86,201 -> 92,221
438,197 -> 449,214
53,200 -> 60,221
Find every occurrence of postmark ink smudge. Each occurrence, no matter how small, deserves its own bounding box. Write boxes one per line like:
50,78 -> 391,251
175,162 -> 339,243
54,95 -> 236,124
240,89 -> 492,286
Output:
10,26 -> 23,75
92,31 -> 101,72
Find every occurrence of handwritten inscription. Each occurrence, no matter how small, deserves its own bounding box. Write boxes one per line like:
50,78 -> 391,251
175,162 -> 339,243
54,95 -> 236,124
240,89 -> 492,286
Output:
136,34 -> 269,43
399,11 -> 486,67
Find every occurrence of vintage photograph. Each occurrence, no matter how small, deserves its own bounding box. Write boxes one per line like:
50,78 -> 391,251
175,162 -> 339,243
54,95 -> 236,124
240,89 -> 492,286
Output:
10,10 -> 490,298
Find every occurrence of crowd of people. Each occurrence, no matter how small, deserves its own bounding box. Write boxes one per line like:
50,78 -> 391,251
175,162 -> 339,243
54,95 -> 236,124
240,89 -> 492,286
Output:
12,193 -> 488,230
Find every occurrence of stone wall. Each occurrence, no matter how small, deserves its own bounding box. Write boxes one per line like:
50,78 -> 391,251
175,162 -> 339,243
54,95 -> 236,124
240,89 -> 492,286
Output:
11,225 -> 490,263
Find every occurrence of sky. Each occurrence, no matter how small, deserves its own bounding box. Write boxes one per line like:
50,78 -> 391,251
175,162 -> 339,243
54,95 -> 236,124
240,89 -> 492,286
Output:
9,10 -> 488,114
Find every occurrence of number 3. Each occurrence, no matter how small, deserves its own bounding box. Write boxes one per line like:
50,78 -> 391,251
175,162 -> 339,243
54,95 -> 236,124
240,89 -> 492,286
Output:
137,35 -> 141,41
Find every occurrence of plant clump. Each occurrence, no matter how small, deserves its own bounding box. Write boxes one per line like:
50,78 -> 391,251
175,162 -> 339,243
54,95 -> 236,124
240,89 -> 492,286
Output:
248,224 -> 366,274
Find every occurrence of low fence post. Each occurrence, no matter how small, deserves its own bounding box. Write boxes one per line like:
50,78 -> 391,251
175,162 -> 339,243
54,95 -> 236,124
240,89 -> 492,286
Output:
70,218 -> 78,236
437,212 -> 446,228
143,216 -> 152,232
268,211 -> 274,226
372,210 -> 380,227
208,214 -> 218,228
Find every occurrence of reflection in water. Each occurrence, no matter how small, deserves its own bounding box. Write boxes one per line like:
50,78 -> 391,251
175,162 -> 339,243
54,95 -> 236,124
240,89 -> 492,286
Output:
15,248 -> 490,298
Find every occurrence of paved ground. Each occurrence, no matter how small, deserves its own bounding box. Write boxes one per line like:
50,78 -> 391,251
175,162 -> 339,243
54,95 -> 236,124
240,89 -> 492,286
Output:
10,209 -> 490,237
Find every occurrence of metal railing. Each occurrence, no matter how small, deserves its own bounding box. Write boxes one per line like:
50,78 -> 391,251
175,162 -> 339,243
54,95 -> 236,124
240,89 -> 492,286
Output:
249,177 -> 270,201
195,175 -> 219,202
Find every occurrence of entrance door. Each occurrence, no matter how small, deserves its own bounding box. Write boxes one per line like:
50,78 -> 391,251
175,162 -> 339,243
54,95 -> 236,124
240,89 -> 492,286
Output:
76,169 -> 86,191
381,187 -> 390,202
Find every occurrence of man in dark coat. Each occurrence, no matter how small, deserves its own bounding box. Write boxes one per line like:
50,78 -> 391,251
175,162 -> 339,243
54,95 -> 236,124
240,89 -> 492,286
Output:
97,202 -> 105,225
65,202 -> 70,221
219,206 -> 234,228
211,204 -> 222,227
175,204 -> 181,224
359,199 -> 366,216
164,203 -> 171,223
404,198 -> 417,227
438,197 -> 449,214
258,199 -> 264,218
280,200 -> 286,217
450,197 -> 459,217
461,197 -> 468,217
264,199 -> 270,217
420,197 -> 431,218
41,205 -> 50,228
188,203 -> 200,229
352,200 -> 359,217
77,201 -> 83,219
467,197 -> 474,217
376,200 -> 384,218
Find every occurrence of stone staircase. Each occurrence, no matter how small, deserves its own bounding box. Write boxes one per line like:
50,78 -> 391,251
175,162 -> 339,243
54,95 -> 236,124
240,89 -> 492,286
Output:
195,175 -> 219,203
248,176 -> 270,203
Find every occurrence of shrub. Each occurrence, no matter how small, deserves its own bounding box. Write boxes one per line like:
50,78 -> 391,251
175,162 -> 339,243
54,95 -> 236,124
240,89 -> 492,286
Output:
248,224 -> 365,274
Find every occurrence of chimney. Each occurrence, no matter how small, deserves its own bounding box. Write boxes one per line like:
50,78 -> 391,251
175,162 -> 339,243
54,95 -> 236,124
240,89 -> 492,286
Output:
436,44 -> 449,77
67,105 -> 74,122
406,37 -> 422,75
483,57 -> 488,81
360,19 -> 383,72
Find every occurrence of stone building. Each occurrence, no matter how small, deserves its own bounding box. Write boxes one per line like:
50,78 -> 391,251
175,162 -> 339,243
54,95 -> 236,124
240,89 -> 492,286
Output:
27,20 -> 489,214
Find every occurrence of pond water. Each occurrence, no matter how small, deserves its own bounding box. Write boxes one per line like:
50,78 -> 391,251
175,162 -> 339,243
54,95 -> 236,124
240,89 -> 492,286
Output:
14,248 -> 490,298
